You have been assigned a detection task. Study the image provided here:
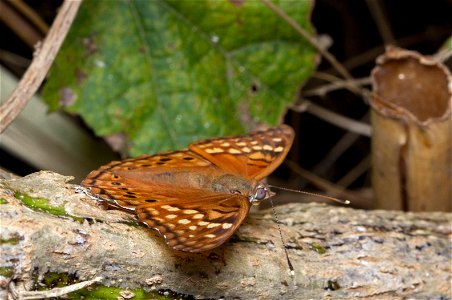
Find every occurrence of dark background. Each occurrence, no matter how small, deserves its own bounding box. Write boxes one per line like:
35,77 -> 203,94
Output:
1,0 -> 451,204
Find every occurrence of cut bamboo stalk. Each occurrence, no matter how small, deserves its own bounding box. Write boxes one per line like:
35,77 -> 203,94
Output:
370,46 -> 451,211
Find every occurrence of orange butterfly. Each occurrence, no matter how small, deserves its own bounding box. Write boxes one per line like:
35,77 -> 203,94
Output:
82,125 -> 294,252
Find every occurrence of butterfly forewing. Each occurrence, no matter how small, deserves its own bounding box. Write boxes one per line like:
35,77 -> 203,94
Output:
81,125 -> 294,252
82,151 -> 215,209
189,125 -> 294,181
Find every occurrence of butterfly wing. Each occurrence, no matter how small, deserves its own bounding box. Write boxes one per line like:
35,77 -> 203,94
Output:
81,125 -> 294,252
81,150 -> 215,210
136,193 -> 250,252
189,125 -> 294,181
82,150 -> 251,252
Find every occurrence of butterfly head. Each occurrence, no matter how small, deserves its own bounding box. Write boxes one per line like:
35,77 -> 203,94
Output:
249,183 -> 274,206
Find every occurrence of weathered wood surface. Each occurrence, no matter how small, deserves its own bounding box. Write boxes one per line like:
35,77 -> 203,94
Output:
1,171 -> 450,299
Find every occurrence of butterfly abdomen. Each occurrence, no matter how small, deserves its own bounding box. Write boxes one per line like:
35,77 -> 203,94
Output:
210,174 -> 255,197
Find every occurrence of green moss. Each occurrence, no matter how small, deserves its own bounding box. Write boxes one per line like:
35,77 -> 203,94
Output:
70,285 -> 169,300
311,242 -> 326,254
41,272 -> 77,289
14,192 -> 84,223
0,233 -> 21,245
0,198 -> 8,204
37,272 -> 174,299
0,267 -> 14,277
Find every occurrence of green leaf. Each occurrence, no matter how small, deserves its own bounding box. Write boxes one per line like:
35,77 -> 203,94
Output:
42,0 -> 317,156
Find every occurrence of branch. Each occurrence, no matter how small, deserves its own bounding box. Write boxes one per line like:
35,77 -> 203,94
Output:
0,0 -> 81,133
290,101 -> 372,137
0,172 -> 450,299
10,277 -> 102,300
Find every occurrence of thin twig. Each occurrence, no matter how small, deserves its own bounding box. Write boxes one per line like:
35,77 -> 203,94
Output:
290,101 -> 372,137
311,72 -> 368,95
301,77 -> 371,97
13,277 -> 103,300
328,26 -> 451,73
7,0 -> 49,34
434,48 -> 452,63
284,159 -> 363,203
0,49 -> 32,69
365,0 -> 396,44
312,71 -> 345,83
260,0 -> 353,81
0,0 -> 43,48
337,154 -> 371,188
0,0 -> 82,134
312,112 -> 370,176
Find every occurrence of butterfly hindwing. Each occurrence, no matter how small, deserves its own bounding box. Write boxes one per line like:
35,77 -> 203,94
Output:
83,153 -> 251,252
136,193 -> 250,252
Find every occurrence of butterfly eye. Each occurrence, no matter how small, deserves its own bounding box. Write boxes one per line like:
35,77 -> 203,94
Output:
250,183 -> 269,204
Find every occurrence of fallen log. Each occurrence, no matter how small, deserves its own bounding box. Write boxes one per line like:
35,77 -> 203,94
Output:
0,171 -> 450,299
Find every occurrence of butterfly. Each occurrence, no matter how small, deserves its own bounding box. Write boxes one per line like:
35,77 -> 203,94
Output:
82,125 -> 294,253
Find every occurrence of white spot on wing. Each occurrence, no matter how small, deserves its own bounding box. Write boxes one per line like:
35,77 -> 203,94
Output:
162,205 -> 180,211
206,148 -> 224,154
207,223 -> 221,228
222,223 -> 233,229
228,148 -> 241,154
241,147 -> 251,153
148,209 -> 159,216
274,146 -> 284,152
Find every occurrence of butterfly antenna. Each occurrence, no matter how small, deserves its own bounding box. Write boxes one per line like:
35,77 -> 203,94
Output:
268,185 -> 350,205
270,198 -> 295,277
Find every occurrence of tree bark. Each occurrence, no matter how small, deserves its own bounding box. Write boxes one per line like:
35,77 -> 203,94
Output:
1,171 -> 450,299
